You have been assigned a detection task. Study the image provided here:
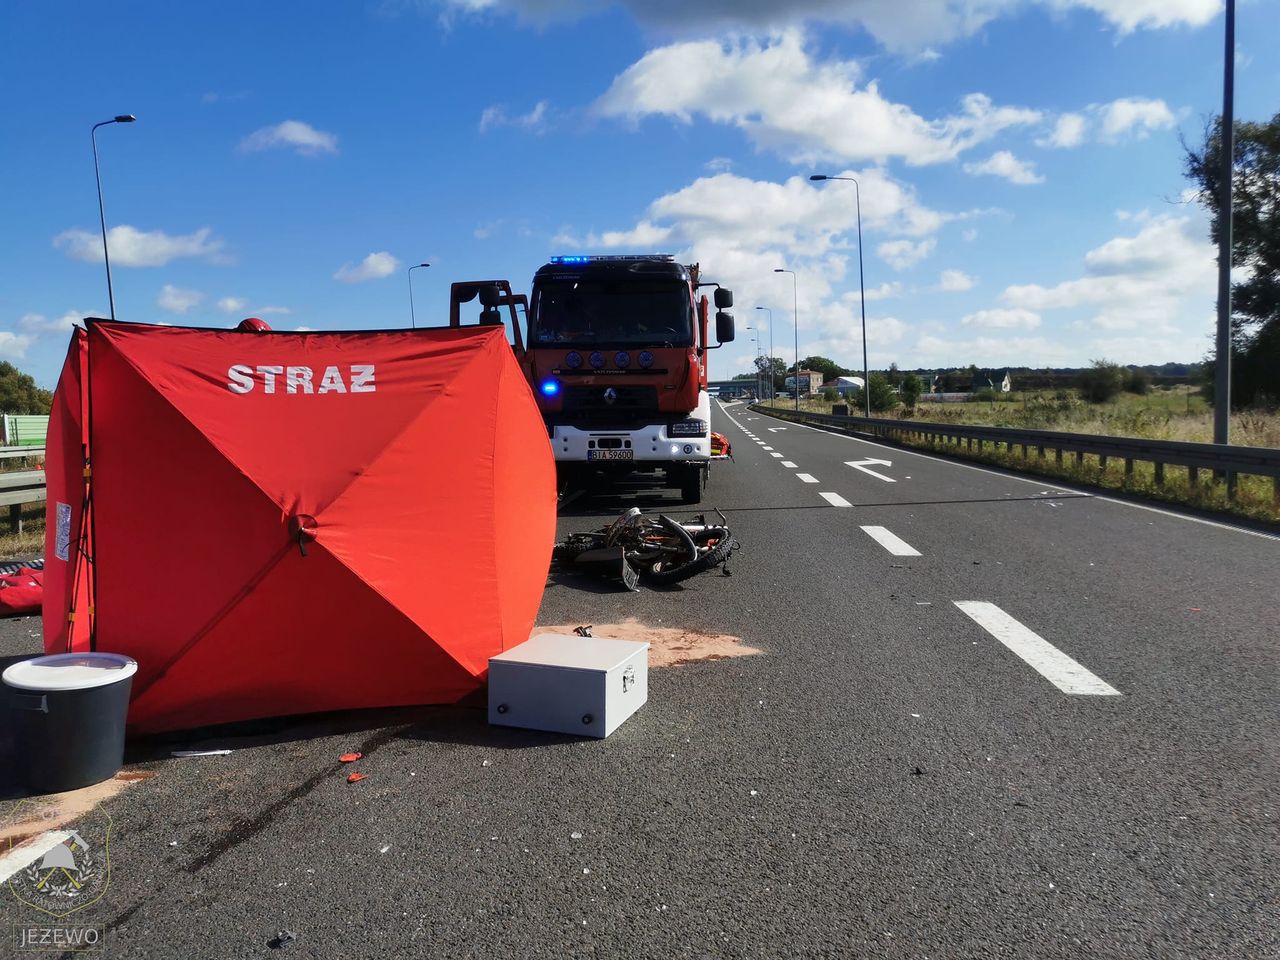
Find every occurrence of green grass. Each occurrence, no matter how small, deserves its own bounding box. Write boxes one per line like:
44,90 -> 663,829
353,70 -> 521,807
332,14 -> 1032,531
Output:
0,504 -> 45,563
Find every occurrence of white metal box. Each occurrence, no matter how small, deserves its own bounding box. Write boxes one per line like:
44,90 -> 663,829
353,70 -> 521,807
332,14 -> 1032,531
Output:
488,633 -> 649,738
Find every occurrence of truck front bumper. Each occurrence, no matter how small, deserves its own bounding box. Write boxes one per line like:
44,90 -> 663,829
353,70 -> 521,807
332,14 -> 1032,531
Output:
551,424 -> 710,464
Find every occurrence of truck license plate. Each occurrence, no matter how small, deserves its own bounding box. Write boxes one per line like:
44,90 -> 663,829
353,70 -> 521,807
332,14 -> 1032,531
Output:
588,449 -> 633,461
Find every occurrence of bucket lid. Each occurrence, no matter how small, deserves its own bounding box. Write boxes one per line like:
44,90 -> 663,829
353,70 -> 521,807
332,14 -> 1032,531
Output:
3,653 -> 138,692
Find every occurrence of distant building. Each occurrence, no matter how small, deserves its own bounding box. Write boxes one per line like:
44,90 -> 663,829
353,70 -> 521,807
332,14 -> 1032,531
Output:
971,370 -> 1012,393
785,370 -> 824,394
821,376 -> 865,396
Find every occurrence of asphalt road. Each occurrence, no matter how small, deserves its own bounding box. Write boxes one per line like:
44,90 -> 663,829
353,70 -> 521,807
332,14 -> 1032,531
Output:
1,399 -> 1277,959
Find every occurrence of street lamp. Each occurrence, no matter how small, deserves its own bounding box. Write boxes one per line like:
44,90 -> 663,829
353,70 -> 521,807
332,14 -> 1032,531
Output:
91,114 -> 136,321
810,174 -> 870,417
408,262 -> 430,328
755,306 -> 773,399
774,269 -> 799,410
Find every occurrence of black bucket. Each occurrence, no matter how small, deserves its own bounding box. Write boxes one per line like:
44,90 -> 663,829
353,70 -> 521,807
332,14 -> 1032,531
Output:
3,653 -> 137,794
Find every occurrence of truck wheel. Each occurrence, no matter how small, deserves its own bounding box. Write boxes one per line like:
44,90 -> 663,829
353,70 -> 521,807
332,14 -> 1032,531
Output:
679,465 -> 705,505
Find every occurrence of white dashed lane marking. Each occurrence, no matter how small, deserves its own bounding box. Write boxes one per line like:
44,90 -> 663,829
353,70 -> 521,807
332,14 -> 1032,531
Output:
860,525 -> 921,557
796,473 -> 819,483
819,492 -> 851,507
781,461 -> 798,468
954,601 -> 1121,696
770,453 -> 783,458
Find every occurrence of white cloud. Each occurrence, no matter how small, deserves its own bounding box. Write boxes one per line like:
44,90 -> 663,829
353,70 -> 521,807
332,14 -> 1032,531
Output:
256,306 -> 293,315
938,269 -> 975,291
157,284 -> 203,314
479,100 -> 550,133
557,171 -> 952,256
19,310 -> 89,336
1038,98 -> 1177,148
592,32 -> 1040,166
863,281 -> 903,301
240,120 -> 338,156
334,251 -> 400,283
878,238 -> 935,271
436,1 -> 1220,53
54,225 -> 225,268
1002,214 -> 1215,337
1037,112 -> 1086,148
1095,97 -> 1176,141
961,307 -> 1040,328
962,228 -> 978,242
0,331 -> 34,359
963,150 -> 1044,184
217,297 -> 248,313
911,331 -> 1074,368
705,156 -> 734,173
1048,0 -> 1221,35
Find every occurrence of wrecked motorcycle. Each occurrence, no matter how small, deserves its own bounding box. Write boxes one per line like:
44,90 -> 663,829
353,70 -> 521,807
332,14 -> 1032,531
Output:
552,508 -> 737,591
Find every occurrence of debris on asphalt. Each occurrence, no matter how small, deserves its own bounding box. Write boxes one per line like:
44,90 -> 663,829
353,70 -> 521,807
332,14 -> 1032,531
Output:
171,749 -> 232,757
574,625 -> 593,637
347,772 -> 367,784
912,767 -> 925,776
570,831 -> 583,840
379,844 -> 391,854
267,930 -> 296,950
339,752 -> 363,763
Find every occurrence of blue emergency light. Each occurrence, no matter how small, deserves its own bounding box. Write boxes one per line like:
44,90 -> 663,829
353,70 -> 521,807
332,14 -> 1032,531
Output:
540,378 -> 561,397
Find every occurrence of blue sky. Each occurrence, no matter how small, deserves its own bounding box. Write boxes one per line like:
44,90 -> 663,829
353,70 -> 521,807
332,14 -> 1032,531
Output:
2,0 -> 1276,387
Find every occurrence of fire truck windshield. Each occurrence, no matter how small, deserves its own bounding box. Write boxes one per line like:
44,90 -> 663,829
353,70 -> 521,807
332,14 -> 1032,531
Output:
531,279 -> 693,347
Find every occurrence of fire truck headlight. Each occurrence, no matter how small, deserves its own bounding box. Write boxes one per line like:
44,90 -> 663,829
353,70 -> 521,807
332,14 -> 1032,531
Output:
540,379 -> 561,397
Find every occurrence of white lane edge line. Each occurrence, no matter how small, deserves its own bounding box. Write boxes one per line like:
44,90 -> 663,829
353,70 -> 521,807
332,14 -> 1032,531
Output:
781,461 -> 798,468
752,409 -> 1279,543
860,525 -> 921,556
796,473 -> 819,483
953,601 -> 1121,696
819,492 -> 851,507
0,831 -> 73,884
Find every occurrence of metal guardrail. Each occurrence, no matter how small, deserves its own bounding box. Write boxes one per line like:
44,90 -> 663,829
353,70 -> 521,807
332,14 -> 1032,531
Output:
0,449 -> 48,533
750,405 -> 1280,505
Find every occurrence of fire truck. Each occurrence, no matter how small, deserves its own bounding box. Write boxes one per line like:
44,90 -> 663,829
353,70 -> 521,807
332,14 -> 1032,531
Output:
449,255 -> 734,503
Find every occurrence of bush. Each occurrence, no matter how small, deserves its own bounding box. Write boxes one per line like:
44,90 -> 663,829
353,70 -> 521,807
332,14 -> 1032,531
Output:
1124,368 -> 1152,395
900,374 -> 923,409
821,387 -> 838,402
1080,359 -> 1125,403
973,388 -> 997,403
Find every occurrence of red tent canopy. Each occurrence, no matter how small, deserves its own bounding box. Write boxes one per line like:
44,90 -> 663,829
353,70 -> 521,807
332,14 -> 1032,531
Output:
44,320 -> 555,732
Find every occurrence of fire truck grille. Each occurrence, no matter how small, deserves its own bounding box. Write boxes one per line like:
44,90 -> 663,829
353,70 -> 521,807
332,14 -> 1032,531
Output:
554,385 -> 661,427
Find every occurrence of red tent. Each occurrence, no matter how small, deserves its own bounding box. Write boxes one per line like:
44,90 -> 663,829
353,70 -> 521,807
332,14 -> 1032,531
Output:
43,320 -> 555,732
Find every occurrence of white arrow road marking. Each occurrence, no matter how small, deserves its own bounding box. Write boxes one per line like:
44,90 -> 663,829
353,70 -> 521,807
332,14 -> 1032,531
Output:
781,461 -> 798,468
770,452 -> 783,458
954,601 -> 1121,696
796,473 -> 819,483
819,492 -> 851,507
767,427 -> 787,432
845,458 -> 895,482
860,525 -> 920,556
0,831 -> 73,884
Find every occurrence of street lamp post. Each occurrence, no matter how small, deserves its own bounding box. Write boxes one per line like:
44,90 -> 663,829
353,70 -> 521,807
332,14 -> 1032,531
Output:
755,306 -> 773,399
774,269 -> 799,411
91,115 -> 136,321
810,174 -> 870,417
408,262 -> 430,328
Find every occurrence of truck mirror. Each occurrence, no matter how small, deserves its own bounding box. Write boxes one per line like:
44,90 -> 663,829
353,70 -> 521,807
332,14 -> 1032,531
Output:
715,310 -> 735,343
478,284 -> 503,308
714,288 -> 734,309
